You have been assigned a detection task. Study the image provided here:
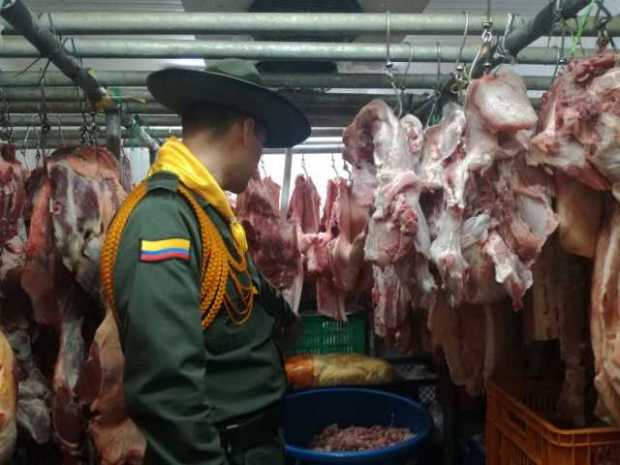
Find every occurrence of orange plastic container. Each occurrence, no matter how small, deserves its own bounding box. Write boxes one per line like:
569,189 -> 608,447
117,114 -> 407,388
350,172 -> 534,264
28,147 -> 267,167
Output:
486,379 -> 620,465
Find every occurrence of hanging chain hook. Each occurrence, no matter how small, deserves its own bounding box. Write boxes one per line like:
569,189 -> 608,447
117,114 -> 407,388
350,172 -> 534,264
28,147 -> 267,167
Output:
301,152 -> 309,178
0,89 -> 13,144
384,9 -> 403,118
452,11 -> 470,95
330,153 -> 340,178
39,78 -> 50,155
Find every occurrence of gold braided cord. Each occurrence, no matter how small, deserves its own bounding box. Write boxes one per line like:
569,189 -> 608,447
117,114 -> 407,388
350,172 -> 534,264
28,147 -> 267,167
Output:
100,181 -> 255,330
100,181 -> 149,323
177,185 -> 254,327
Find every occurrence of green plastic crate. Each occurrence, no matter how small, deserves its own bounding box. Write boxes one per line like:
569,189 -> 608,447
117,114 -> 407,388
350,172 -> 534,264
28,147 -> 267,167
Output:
286,312 -> 367,356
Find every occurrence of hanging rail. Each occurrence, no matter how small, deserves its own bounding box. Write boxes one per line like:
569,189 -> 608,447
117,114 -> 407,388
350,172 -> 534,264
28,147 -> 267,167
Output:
0,12 -> 617,36
0,72 -> 556,90
0,38 -> 595,64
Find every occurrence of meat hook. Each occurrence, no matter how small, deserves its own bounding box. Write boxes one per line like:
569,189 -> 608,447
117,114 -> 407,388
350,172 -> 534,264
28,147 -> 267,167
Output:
384,9 -> 404,117
301,152 -> 309,178
260,157 -> 268,178
0,89 -> 13,144
331,153 -> 340,178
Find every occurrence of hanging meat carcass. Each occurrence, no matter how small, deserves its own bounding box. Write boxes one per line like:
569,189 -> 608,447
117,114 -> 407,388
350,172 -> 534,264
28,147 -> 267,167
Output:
417,68 -> 557,393
0,145 -> 27,294
236,173 -> 303,313
591,199 -> 620,425
529,51 -> 620,197
18,146 -> 129,464
305,178 -> 369,321
342,100 -> 433,346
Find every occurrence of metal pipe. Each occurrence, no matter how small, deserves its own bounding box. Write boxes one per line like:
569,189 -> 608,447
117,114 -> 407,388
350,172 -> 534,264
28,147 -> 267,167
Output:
469,0 -> 591,77
3,94 -> 539,115
1,12 -> 616,36
121,114 -> 160,155
280,147 -> 293,216
6,127 -> 343,145
7,114 -> 345,137
0,38 -> 585,64
9,139 -> 346,154
0,0 -> 108,106
0,73 -> 555,91
503,0 -> 590,59
105,109 -> 121,157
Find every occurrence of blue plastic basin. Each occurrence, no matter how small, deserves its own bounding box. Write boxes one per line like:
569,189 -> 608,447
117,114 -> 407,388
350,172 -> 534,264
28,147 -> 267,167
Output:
283,388 -> 433,464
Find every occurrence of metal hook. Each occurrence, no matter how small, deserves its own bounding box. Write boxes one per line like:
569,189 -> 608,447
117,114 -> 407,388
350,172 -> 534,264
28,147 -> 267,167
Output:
260,157 -> 267,178
342,159 -> 352,184
330,153 -> 340,178
455,11 -> 470,68
301,152 -> 309,178
385,10 -> 392,72
0,89 -> 13,144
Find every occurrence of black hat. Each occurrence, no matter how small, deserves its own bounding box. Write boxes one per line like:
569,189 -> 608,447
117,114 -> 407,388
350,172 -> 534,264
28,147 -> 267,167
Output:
146,59 -> 311,148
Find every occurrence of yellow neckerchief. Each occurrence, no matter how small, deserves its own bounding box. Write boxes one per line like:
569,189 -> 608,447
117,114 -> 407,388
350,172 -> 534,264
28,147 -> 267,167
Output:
148,136 -> 248,254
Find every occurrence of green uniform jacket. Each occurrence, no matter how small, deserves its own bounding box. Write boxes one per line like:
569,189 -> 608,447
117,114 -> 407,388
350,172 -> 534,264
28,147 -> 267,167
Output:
112,173 -> 294,465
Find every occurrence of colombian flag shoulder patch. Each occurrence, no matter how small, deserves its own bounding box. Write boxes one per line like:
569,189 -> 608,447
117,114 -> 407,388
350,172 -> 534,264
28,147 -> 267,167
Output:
140,238 -> 191,262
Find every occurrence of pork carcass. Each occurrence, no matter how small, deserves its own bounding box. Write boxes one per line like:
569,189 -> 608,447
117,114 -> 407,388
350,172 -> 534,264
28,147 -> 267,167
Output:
430,298 -> 521,396
236,174 -> 303,313
287,175 -> 321,253
591,199 -> 620,425
530,51 -> 620,198
556,173 -> 604,258
0,145 -> 27,293
0,326 -> 17,464
306,178 -> 369,321
417,68 -> 557,391
344,100 -> 435,315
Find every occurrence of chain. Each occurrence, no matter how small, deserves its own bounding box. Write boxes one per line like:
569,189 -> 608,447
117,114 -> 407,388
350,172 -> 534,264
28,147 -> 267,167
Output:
0,90 -> 13,144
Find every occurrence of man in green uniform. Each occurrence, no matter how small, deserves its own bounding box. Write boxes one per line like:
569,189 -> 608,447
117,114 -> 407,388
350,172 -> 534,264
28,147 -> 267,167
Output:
106,60 -> 310,465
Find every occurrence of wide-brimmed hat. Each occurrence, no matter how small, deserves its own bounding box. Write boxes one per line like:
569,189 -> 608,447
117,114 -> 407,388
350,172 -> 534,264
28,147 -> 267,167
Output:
146,59 -> 311,148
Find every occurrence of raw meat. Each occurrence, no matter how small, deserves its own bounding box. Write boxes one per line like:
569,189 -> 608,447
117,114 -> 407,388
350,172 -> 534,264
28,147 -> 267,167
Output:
0,145 -> 26,248
343,100 -> 434,342
7,327 -> 52,446
555,173 -> 603,258
21,168 -> 61,327
305,178 -> 369,321
46,146 -> 127,298
0,326 -> 17,464
0,144 -> 27,293
18,146 -> 130,463
415,68 -> 556,390
591,199 -> 620,425
311,424 -> 413,452
529,51 -> 620,198
76,308 -> 145,465
236,173 -> 303,313
429,299 -> 521,396
287,175 -> 321,235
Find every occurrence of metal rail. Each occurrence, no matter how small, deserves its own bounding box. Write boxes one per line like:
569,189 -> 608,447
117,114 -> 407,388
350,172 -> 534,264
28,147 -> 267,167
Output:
0,12 -> 616,36
0,72 -> 555,91
0,38 -> 589,64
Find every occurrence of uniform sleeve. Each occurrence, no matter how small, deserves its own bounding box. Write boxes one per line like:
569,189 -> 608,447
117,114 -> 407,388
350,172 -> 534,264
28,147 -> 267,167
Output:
113,191 -> 229,465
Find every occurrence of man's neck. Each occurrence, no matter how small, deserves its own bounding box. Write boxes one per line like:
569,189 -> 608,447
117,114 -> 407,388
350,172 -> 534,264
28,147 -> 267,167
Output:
183,136 -> 230,190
